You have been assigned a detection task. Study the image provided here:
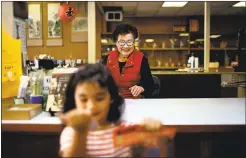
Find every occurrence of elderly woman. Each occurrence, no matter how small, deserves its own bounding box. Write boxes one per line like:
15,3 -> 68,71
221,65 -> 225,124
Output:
102,23 -> 154,99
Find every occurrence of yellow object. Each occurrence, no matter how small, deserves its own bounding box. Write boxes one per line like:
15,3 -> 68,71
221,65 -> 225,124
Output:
209,62 -> 219,68
2,26 -> 23,98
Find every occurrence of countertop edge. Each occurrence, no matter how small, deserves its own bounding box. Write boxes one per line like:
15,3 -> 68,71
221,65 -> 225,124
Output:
151,71 -> 246,75
2,123 -> 246,133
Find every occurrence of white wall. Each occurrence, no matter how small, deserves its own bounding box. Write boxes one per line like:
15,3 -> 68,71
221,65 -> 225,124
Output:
2,2 -> 14,37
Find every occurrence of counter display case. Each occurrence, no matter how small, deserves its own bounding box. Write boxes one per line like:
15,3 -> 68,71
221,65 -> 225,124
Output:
2,98 -> 246,158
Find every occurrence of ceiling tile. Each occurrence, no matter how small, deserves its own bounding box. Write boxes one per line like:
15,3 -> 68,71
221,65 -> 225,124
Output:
137,2 -> 163,9
99,1 -> 246,17
136,10 -> 157,16
210,1 -> 239,7
156,8 -> 181,16
100,2 -> 138,7
123,6 -> 136,10
135,13 -> 156,17
176,2 -> 204,16
136,8 -> 158,13
123,6 -> 137,12
215,7 -> 246,15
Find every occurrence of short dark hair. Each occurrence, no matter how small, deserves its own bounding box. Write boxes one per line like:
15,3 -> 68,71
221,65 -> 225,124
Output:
112,23 -> 138,42
63,63 -> 125,123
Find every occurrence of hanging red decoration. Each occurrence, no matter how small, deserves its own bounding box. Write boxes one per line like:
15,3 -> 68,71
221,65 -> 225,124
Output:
58,4 -> 77,21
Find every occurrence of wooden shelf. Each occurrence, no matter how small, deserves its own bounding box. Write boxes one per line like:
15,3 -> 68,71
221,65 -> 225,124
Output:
140,48 -> 188,51
139,32 -> 184,35
190,48 -> 204,51
102,53 -> 109,56
190,48 -> 244,51
101,32 -> 112,35
102,43 -> 115,46
150,66 -> 185,69
102,32 -> 186,35
211,48 -> 238,51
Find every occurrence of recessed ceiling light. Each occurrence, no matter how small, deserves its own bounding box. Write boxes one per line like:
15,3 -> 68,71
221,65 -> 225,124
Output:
162,2 -> 188,7
210,35 -> 221,38
145,39 -> 154,42
233,2 -> 246,7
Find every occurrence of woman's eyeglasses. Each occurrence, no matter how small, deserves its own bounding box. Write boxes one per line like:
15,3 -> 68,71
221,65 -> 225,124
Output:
117,40 -> 134,47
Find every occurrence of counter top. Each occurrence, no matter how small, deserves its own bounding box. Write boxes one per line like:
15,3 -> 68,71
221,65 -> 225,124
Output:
151,71 -> 246,75
2,98 -> 245,133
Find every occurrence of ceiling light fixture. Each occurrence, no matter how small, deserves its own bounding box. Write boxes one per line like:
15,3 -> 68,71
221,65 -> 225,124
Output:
233,1 -> 246,7
162,1 -> 188,7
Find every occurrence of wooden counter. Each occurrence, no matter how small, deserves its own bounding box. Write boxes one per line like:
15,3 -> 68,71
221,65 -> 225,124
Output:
151,72 -> 245,98
2,98 -> 245,133
151,71 -> 246,75
2,98 -> 246,158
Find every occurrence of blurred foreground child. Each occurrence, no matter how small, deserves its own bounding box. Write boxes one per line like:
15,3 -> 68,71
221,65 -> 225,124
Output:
59,64 -> 165,157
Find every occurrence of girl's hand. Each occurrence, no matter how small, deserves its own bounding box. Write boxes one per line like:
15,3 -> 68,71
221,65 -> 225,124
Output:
141,118 -> 162,132
60,108 -> 91,132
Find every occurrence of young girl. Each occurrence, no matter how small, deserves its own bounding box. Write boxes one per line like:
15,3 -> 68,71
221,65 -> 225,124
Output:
59,64 -> 163,157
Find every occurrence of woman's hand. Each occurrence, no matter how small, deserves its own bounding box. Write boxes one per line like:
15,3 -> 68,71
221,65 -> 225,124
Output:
129,85 -> 144,97
60,108 -> 91,132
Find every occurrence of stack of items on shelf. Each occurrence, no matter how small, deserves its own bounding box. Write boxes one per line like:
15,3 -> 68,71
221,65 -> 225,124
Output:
4,66 -> 80,119
46,68 -> 78,115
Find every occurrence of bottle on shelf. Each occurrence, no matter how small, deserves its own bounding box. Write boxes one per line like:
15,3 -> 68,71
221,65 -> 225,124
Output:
187,53 -> 195,68
224,50 -> 230,67
168,56 -> 172,67
107,48 -> 110,52
180,40 -> 184,48
162,41 -> 166,48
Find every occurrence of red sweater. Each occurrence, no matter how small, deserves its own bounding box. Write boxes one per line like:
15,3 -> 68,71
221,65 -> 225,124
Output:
106,50 -> 144,98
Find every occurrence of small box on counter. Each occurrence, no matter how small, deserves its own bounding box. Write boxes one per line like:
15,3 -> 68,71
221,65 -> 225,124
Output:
2,104 -> 42,120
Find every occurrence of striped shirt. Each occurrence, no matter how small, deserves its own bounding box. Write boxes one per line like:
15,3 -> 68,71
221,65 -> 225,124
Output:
60,123 -> 133,157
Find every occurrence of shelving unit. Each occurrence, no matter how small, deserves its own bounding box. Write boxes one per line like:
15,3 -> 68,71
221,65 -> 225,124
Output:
101,43 -> 115,46
150,66 -> 185,69
190,48 -> 243,51
139,32 -> 182,35
102,53 -> 109,56
100,31 -> 242,69
101,32 -> 112,35
140,48 -> 188,51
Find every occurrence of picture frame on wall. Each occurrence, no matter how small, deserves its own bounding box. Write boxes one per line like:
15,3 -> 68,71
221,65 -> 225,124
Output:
70,2 -> 88,42
46,2 -> 63,46
72,17 -> 88,33
47,3 -> 62,38
26,2 -> 43,46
